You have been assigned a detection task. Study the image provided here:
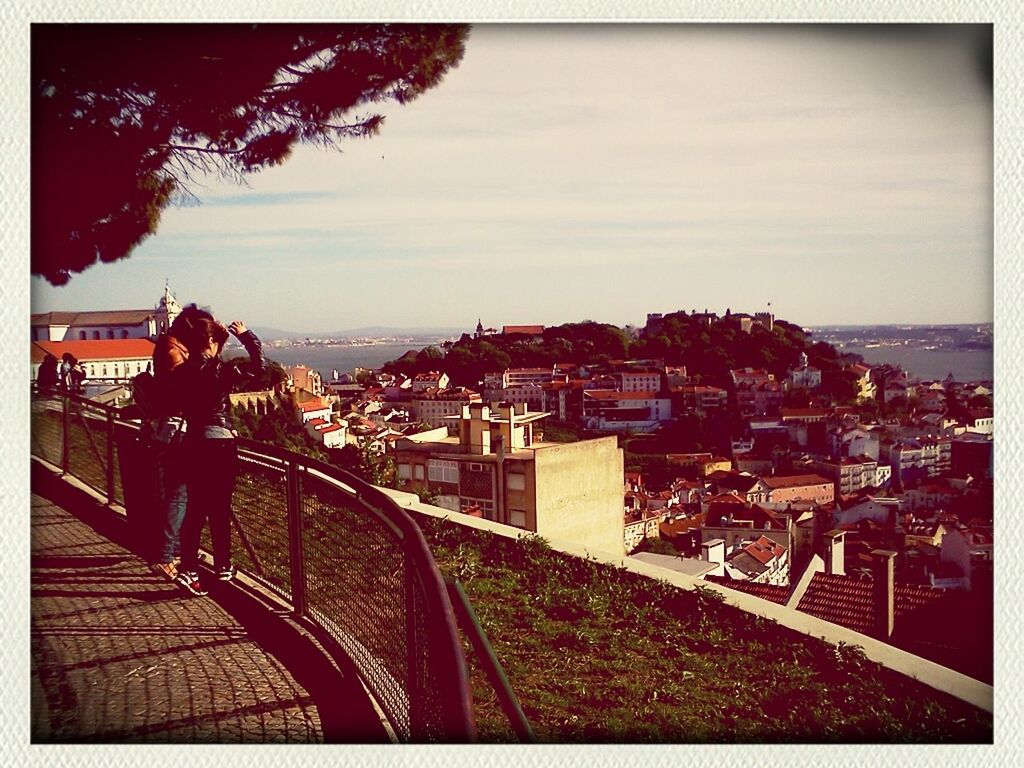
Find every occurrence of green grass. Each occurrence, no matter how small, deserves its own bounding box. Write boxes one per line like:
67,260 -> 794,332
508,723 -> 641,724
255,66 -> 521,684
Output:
417,515 -> 992,744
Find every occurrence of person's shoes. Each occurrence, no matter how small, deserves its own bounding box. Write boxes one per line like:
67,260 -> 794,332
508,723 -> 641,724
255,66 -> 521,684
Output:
151,561 -> 178,582
217,564 -> 238,582
175,570 -> 209,597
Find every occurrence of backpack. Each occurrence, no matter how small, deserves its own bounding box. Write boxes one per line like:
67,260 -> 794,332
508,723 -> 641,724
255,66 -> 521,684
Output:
132,371 -> 160,419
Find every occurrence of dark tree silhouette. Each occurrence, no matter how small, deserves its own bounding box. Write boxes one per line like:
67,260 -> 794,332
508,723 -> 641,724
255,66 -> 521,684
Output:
32,23 -> 468,284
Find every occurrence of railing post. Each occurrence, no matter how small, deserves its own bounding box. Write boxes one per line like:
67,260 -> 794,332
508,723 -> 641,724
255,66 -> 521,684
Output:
405,559 -> 420,740
286,461 -> 307,619
60,395 -> 70,474
105,410 -> 115,505
444,576 -> 535,743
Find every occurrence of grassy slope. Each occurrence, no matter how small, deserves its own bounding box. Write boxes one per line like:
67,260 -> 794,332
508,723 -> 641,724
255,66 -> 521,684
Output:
418,516 -> 992,744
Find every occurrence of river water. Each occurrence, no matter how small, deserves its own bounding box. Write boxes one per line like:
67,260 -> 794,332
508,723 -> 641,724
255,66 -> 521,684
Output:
841,345 -> 993,383
262,341 -> 994,385
262,343 -> 422,379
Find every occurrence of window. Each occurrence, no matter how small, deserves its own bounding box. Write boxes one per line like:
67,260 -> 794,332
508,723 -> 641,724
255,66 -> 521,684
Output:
510,509 -> 527,528
120,330 -> 128,339
428,459 -> 458,484
79,331 -> 86,340
414,464 -> 425,481
107,330 -> 114,339
398,464 -> 412,481
507,473 -> 525,491
92,331 -> 99,339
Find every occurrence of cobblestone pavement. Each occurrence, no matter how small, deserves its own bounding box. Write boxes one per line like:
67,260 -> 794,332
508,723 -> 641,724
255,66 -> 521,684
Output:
30,487 -> 387,743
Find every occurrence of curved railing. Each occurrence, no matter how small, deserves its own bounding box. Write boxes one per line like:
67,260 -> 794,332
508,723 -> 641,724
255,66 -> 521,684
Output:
29,391 -> 475,742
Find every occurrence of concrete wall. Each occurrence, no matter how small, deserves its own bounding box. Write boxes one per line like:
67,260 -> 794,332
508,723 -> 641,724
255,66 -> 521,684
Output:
531,437 -> 624,557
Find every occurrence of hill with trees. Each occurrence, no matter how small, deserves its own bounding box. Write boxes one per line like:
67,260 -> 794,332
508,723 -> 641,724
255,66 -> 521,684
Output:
383,311 -> 860,401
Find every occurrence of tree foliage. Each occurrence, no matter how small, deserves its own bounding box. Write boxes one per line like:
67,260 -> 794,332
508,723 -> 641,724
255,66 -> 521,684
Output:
329,443 -> 397,488
32,23 -> 468,284
231,401 -> 327,460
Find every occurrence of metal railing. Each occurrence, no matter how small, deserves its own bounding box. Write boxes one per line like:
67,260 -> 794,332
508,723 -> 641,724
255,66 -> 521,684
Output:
30,391 -> 476,742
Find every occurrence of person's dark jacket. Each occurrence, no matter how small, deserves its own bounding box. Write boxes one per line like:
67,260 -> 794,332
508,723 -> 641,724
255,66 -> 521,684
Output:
37,357 -> 59,392
178,330 -> 265,437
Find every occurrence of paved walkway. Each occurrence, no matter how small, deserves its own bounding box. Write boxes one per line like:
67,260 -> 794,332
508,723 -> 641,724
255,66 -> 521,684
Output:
30,469 -> 389,743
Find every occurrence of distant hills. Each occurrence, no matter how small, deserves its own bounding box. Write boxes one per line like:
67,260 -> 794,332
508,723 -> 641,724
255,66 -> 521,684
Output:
250,325 -> 466,341
249,321 -> 993,344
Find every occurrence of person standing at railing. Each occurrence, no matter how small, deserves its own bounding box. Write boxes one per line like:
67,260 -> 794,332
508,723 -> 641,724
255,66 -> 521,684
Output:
37,354 -> 59,393
59,353 -> 75,390
140,305 -> 216,582
174,317 -> 265,597
69,360 -> 87,394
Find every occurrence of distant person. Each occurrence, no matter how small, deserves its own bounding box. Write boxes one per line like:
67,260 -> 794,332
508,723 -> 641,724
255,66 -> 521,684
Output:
59,353 -> 75,389
69,361 -> 87,393
143,304 -> 215,582
174,317 -> 265,597
37,354 -> 59,393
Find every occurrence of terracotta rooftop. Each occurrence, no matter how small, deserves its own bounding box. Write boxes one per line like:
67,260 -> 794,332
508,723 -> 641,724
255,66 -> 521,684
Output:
32,309 -> 155,327
502,325 -> 545,335
760,474 -> 832,489
796,573 -> 950,636
583,389 -> 664,401
780,408 -> 830,418
31,339 -> 155,363
704,575 -> 790,605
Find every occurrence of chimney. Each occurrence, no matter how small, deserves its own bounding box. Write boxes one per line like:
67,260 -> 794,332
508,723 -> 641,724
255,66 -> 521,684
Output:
701,538 -> 726,572
871,549 -> 897,639
824,530 -> 846,576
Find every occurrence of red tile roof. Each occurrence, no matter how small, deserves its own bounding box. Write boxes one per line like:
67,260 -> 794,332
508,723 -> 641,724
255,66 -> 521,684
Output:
760,474 -> 832,489
584,390 -> 664,401
796,573 -> 950,636
502,325 -> 545,335
660,514 -> 704,537
704,575 -> 790,605
298,400 -> 329,411
32,309 -> 154,327
31,339 -> 155,363
743,535 -> 786,564
780,408 -> 830,418
705,492 -> 748,506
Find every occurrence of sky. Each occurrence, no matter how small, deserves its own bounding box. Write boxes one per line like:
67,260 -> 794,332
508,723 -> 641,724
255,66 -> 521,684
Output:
30,24 -> 993,333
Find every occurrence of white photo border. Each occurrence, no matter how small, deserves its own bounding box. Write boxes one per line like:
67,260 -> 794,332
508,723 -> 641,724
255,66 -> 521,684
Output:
3,2 -> 1015,766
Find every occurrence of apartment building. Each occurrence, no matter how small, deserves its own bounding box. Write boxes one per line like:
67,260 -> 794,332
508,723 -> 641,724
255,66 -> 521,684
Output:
411,371 -> 450,394
393,402 -> 624,554
881,438 -> 952,488
812,457 -> 888,498
410,386 -> 482,428
616,368 -> 663,393
582,390 -> 672,431
675,384 -> 728,412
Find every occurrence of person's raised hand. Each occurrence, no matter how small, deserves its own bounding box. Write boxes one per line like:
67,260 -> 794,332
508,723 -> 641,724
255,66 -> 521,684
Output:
228,321 -> 247,337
